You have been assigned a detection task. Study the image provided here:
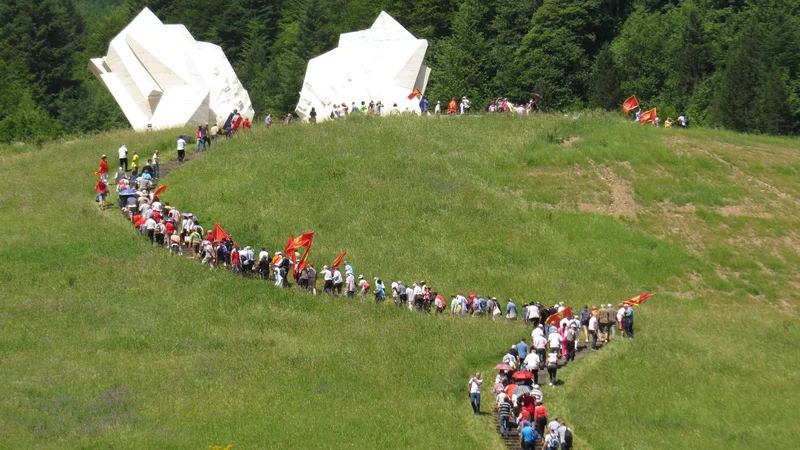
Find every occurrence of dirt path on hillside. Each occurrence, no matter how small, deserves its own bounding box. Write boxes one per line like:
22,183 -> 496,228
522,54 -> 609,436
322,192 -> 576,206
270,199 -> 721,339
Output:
588,159 -> 637,218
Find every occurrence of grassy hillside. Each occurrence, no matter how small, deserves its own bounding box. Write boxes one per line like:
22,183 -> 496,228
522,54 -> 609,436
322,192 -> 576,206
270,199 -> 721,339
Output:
1,114 -> 799,449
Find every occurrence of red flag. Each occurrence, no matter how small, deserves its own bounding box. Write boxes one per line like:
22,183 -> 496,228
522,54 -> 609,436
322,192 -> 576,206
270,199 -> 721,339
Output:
153,185 -> 168,198
622,95 -> 639,114
640,108 -> 657,124
211,223 -> 231,243
407,88 -> 421,100
284,234 -> 295,255
293,231 -> 314,248
622,293 -> 653,306
332,251 -> 347,269
546,306 -> 573,326
298,244 -> 312,272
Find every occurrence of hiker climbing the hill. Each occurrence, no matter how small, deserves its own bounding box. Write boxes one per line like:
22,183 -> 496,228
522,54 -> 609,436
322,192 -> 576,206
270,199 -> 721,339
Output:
307,264 -> 318,294
558,420 -> 573,450
606,304 -> 617,340
623,304 -> 635,338
468,372 -> 483,414
499,395 -> 512,438
374,278 -> 385,302
177,135 -> 186,162
506,299 -> 518,320
588,312 -> 599,350
95,179 -> 108,209
358,275 -> 369,300
519,421 -> 538,450
95,154 -> 109,182
580,305 -> 591,344
598,303 -> 610,342
565,324 -> 577,361
332,267 -> 343,296
118,145 -> 128,172
543,428 -> 560,450
546,351 -> 559,387
345,271 -> 356,297
321,265 -> 333,295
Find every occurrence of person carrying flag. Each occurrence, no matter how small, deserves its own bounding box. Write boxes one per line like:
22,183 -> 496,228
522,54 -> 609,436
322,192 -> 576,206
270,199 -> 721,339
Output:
95,154 -> 109,182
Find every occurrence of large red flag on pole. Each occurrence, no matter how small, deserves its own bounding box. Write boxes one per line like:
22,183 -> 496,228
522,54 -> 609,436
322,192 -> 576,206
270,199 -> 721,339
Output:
211,223 -> 231,243
622,293 -> 653,306
407,88 -> 422,100
546,306 -> 573,326
332,251 -> 347,269
622,95 -> 639,114
640,108 -> 657,124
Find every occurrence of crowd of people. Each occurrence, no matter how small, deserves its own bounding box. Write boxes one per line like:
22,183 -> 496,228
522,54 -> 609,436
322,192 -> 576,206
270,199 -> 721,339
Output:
92,106 -> 646,450
467,302 -> 640,449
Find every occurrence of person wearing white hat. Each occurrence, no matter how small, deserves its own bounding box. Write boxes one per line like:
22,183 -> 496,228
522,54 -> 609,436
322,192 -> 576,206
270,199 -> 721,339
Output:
357,275 -> 368,301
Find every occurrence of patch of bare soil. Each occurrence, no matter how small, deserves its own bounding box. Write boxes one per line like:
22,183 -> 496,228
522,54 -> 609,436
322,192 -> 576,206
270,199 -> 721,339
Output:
562,136 -> 583,147
717,199 -> 774,219
590,161 -> 637,218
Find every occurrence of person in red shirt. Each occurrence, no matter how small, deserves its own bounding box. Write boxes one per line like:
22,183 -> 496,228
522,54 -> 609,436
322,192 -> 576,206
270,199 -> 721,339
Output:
242,117 -> 251,130
165,220 -> 175,236
95,179 -> 108,209
95,154 -> 109,182
231,245 -> 241,273
533,402 -> 548,436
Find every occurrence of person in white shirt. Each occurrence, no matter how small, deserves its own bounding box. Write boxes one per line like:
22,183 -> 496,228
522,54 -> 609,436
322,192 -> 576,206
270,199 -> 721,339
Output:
532,323 -> 544,340
523,352 -> 540,384
434,101 -> 441,114
467,372 -> 483,414
321,265 -> 333,295
533,332 -> 548,369
412,282 -> 424,310
176,136 -> 187,162
557,302 -> 566,312
144,217 -> 157,242
118,145 -> 128,172
617,303 -> 626,337
152,150 -> 160,179
588,314 -> 599,350
258,248 -> 269,262
332,268 -> 344,296
548,330 -> 562,354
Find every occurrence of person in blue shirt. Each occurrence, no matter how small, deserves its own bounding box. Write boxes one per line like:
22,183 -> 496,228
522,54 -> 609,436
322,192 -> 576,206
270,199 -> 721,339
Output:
623,304 -> 634,338
374,278 -> 385,302
506,299 -> 517,319
517,338 -> 529,361
344,261 -> 353,276
419,96 -> 429,114
519,423 -> 539,450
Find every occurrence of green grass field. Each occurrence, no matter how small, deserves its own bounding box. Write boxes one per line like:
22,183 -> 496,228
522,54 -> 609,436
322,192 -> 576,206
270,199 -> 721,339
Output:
1,113 -> 799,449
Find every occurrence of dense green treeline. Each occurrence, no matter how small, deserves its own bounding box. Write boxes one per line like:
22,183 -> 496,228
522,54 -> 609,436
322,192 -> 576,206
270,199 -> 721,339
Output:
1,0 -> 799,143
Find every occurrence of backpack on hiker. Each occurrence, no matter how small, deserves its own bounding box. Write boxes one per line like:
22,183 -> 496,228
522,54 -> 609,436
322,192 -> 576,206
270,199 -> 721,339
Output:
564,427 -> 573,446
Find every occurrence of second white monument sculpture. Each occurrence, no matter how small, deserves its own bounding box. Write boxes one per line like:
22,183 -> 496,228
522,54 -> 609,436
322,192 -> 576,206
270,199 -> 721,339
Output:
89,8 -> 253,131
295,11 -> 431,122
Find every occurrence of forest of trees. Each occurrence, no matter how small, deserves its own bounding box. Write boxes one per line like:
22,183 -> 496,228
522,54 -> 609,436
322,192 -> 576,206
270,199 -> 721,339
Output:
1,0 -> 799,143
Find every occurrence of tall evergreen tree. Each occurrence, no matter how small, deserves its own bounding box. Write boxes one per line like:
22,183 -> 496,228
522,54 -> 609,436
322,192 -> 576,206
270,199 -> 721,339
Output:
516,0 -> 601,109
427,0 -> 491,107
589,43 -> 624,110
713,18 -> 764,132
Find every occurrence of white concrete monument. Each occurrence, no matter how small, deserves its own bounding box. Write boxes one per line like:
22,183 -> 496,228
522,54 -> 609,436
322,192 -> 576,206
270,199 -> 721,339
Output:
295,11 -> 431,122
89,8 -> 253,131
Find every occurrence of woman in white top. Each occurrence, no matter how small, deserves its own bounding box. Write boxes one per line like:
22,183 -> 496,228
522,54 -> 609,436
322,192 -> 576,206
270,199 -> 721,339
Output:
588,314 -> 599,350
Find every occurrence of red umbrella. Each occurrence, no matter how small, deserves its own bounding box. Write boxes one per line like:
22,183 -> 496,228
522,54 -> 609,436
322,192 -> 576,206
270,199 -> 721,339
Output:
512,371 -> 534,380
494,363 -> 513,371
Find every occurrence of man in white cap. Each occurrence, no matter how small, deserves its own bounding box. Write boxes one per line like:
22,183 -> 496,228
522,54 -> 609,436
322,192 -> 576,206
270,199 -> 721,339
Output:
321,265 -> 333,295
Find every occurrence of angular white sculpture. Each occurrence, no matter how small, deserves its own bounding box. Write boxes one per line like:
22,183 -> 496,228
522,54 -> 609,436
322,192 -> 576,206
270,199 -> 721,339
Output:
295,11 -> 431,122
89,8 -> 254,131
